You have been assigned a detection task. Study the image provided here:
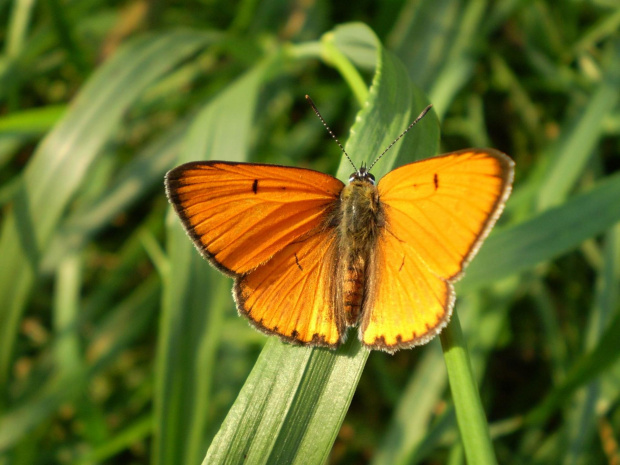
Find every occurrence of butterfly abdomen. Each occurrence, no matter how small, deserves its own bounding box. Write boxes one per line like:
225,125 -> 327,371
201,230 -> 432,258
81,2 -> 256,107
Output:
337,178 -> 384,326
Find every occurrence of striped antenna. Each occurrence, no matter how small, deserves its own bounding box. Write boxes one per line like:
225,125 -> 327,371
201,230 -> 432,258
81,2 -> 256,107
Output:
367,104 -> 433,171
306,95 -> 357,171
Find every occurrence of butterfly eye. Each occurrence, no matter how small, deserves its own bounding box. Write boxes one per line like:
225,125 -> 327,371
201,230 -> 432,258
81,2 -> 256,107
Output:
348,169 -> 376,184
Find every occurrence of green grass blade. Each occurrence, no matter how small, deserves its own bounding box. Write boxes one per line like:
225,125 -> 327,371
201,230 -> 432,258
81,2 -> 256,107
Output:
52,253 -> 82,374
0,30 -> 213,391
203,23 -> 439,464
463,173 -> 620,289
41,117 -> 188,272
537,40 -> 620,210
440,312 -> 497,465
204,338 -> 366,465
5,0 -> 36,58
0,105 -> 65,137
321,24 -> 372,105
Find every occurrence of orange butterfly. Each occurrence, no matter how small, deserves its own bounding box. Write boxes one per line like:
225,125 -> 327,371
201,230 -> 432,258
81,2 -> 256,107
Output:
165,100 -> 514,353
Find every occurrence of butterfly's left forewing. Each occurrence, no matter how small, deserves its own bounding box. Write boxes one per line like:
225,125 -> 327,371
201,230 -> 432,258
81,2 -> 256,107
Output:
165,162 -> 344,275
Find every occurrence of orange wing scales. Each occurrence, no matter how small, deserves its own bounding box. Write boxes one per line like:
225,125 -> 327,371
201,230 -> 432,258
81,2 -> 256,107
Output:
361,149 -> 513,352
361,234 -> 453,351
165,161 -> 343,275
378,149 -> 514,280
235,231 -> 344,346
166,149 -> 514,353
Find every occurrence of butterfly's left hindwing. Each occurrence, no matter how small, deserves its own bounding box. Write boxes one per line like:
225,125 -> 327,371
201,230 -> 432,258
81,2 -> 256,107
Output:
235,229 -> 345,346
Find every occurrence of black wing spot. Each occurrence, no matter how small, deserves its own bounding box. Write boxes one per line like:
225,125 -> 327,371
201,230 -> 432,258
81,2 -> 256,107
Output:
433,173 -> 439,190
252,179 -> 258,194
398,256 -> 405,272
294,253 -> 303,271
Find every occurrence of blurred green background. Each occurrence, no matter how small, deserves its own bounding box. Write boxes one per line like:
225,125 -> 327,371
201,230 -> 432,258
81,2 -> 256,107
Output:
1,0 -> 620,464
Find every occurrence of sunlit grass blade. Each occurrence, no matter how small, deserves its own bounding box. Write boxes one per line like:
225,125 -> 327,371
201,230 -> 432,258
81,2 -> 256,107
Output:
440,312 -> 497,465
41,117 -> 189,272
0,105 -> 65,137
52,253 -> 82,374
0,31 -> 214,390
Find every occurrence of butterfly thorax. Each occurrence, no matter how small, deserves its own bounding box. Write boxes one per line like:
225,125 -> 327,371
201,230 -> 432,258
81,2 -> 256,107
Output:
336,173 -> 384,325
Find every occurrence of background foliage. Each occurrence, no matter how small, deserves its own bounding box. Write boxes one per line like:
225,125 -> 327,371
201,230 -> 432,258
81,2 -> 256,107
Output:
1,1 -> 620,464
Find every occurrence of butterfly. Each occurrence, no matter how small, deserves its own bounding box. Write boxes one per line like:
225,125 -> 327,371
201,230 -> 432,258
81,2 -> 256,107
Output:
165,98 -> 514,353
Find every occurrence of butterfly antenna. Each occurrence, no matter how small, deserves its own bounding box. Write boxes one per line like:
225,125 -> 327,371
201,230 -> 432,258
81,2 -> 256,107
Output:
367,104 -> 433,172
306,95 -> 357,171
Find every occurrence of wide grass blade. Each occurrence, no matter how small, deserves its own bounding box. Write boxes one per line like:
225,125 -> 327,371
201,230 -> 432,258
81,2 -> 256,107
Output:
41,117 -> 189,272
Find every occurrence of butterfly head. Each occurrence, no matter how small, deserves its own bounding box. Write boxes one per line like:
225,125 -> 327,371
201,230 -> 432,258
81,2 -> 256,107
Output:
305,95 -> 433,188
349,164 -> 376,185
